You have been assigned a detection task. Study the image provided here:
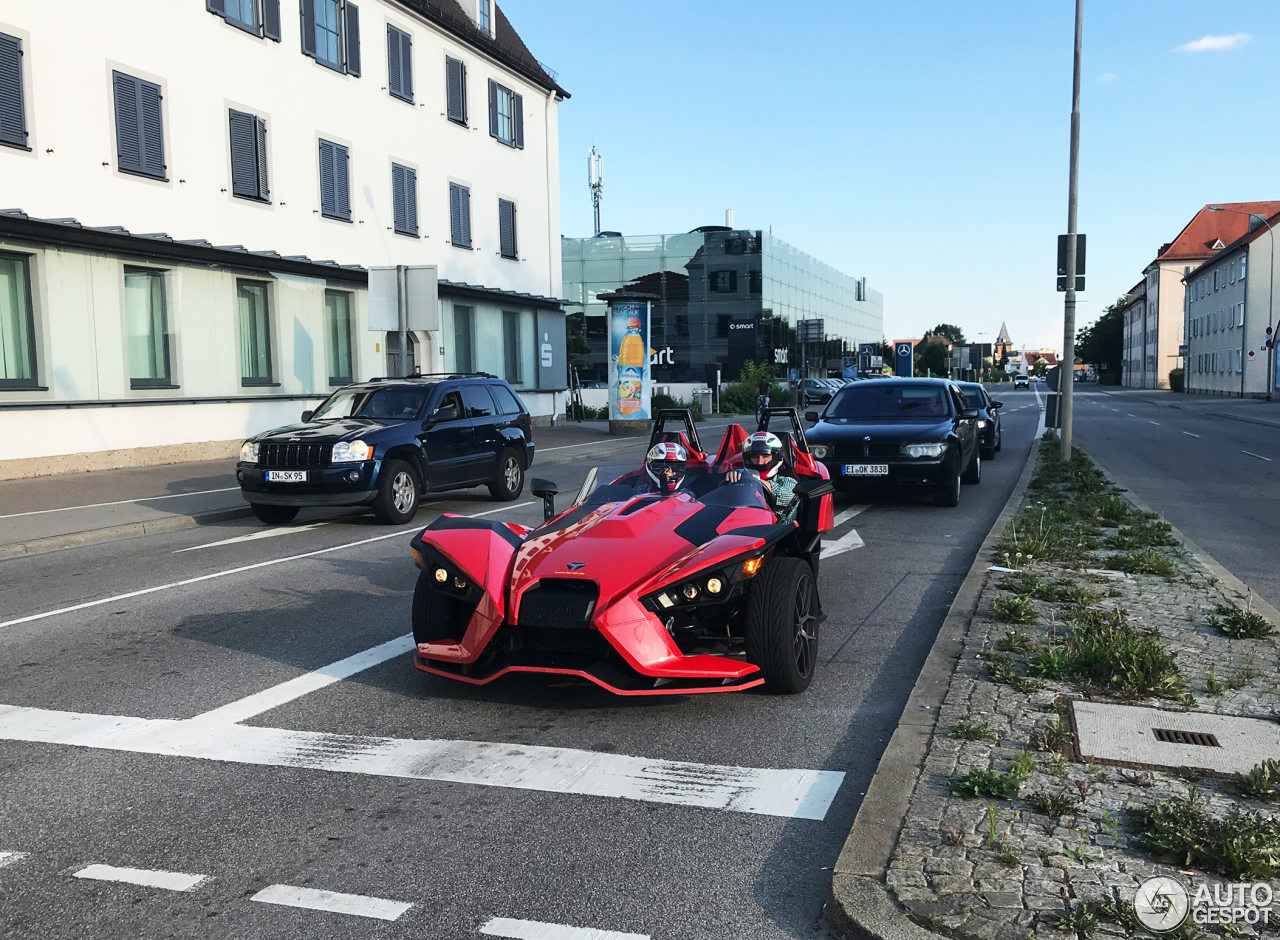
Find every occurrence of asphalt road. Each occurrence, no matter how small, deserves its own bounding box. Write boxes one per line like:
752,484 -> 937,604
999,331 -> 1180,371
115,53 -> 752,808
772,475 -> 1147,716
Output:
0,400 -> 1043,940
1070,388 -> 1280,610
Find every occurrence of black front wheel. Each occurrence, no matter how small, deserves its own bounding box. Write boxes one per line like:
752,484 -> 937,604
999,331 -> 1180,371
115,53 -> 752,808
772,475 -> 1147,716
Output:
411,571 -> 474,645
744,557 -> 819,694
250,503 -> 299,525
487,448 -> 525,501
934,457 -> 961,507
962,451 -> 981,485
373,460 -> 420,524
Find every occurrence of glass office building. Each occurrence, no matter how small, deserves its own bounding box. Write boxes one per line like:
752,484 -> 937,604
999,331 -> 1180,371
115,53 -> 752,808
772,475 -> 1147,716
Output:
562,229 -> 884,383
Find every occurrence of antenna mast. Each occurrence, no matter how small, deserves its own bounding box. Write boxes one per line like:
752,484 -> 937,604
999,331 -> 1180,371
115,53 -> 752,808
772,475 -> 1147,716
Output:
588,146 -> 603,236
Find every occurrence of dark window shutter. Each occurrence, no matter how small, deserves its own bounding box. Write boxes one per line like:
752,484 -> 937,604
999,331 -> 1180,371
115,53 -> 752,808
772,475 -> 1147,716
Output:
112,72 -> 142,172
404,167 -> 417,236
262,0 -> 281,40
391,164 -> 406,233
487,79 -> 498,138
499,199 -> 516,259
343,1 -> 360,75
512,92 -> 523,149
399,29 -> 412,100
138,79 -> 165,177
229,109 -> 258,198
206,0 -> 226,14
446,57 -> 465,124
450,182 -> 470,248
0,32 -> 26,149
334,142 -> 350,218
460,185 -> 471,247
318,139 -> 336,216
254,117 -> 269,199
300,0 -> 317,57
386,26 -> 401,97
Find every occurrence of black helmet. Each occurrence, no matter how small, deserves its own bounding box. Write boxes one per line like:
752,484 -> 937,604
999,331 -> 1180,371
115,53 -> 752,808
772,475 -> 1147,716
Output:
645,441 -> 689,496
743,431 -> 784,480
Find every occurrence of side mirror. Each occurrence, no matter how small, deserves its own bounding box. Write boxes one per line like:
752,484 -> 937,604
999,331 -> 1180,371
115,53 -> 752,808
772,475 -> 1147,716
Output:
991,400 -> 1004,409
530,478 -> 559,522
805,411 -> 820,423
959,408 -> 980,420
431,402 -> 460,423
301,410 -> 314,422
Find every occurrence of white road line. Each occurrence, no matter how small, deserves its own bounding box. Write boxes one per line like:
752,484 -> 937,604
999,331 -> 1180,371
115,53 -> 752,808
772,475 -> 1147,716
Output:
1183,431 -> 1201,439
174,522 -> 328,553
190,634 -> 415,725
1127,413 -> 1136,418
481,917 -> 650,940
0,503 -> 534,631
251,884 -> 412,921
0,704 -> 844,819
538,440 -> 641,453
822,528 -> 865,558
831,505 -> 869,527
0,851 -> 29,869
1242,450 -> 1273,462
73,864 -> 207,892
0,487 -> 240,520
1148,420 -> 1160,426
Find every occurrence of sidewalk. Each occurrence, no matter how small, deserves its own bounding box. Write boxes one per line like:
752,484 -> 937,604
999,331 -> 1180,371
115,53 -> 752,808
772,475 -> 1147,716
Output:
1094,386 -> 1280,429
0,416 -> 745,560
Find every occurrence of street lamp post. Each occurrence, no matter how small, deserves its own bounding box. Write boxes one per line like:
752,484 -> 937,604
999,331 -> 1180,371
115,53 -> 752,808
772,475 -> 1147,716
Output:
1208,206 -> 1276,401
1060,0 -> 1084,461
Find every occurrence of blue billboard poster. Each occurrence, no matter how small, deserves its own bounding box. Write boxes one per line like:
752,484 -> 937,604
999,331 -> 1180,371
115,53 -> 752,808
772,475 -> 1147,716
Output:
842,356 -> 858,379
895,342 -> 914,377
608,300 -> 652,420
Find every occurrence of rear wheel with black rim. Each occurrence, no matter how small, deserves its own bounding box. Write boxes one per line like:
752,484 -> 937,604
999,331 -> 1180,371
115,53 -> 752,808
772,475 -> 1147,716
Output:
373,459 -> 420,524
995,427 -> 1002,452
744,556 -> 819,694
934,454 -> 961,507
962,451 -> 981,484
487,447 -> 525,501
250,503 -> 299,525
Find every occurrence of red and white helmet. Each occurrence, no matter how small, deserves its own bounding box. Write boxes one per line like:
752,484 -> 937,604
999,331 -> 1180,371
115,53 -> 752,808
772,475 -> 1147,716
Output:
645,441 -> 689,496
743,431 -> 784,479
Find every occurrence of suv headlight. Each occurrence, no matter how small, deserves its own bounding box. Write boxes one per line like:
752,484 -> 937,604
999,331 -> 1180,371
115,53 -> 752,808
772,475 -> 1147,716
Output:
240,441 -> 259,462
332,439 -> 372,462
903,443 -> 947,459
811,444 -> 830,459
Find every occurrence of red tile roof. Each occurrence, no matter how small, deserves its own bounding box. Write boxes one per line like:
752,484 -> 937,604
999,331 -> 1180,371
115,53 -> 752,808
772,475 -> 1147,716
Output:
1156,202 -> 1280,262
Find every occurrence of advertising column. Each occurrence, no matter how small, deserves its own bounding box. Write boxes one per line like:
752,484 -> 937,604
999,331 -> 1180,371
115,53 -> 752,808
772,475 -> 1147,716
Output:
608,299 -> 652,428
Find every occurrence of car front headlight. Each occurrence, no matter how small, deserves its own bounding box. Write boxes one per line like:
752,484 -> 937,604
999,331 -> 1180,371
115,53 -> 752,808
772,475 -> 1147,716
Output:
331,439 -> 373,462
240,441 -> 259,462
811,444 -> 830,459
977,419 -> 988,429
903,443 -> 947,459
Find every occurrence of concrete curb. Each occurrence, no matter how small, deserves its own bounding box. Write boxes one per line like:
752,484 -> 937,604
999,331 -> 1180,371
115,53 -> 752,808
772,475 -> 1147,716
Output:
0,506 -> 255,561
826,438 -> 1043,940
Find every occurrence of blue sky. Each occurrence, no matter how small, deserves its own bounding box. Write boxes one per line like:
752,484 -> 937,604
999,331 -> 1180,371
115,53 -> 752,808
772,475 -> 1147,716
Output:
501,0 -> 1279,352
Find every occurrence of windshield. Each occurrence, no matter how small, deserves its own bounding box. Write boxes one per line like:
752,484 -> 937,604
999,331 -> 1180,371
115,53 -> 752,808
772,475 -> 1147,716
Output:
574,465 -> 770,511
958,384 -> 987,407
311,386 -> 430,421
827,384 -> 953,420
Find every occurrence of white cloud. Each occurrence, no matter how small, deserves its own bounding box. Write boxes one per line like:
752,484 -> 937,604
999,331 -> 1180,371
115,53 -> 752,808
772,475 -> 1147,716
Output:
1097,72 -> 1116,84
1175,33 -> 1250,53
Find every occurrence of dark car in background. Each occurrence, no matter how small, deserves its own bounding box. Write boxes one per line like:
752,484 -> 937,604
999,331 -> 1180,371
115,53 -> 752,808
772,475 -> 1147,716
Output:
237,374 -> 534,525
803,378 -> 981,506
957,382 -> 1003,460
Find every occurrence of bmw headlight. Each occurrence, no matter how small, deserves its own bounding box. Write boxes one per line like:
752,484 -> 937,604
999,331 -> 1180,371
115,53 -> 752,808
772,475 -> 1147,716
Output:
978,419 -> 988,429
903,443 -> 947,459
240,441 -> 259,462
331,439 -> 372,462
811,444 -> 830,459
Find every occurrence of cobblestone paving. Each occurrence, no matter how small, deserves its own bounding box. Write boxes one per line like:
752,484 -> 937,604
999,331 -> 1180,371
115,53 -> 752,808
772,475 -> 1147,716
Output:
886,449 -> 1280,940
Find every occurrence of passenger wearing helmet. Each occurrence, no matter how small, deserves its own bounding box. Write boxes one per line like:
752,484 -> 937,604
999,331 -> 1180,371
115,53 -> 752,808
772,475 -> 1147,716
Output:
725,431 -> 798,520
644,441 -> 691,496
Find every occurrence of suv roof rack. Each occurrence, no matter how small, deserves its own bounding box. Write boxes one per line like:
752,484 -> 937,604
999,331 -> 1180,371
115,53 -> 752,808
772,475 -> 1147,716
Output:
366,372 -> 498,383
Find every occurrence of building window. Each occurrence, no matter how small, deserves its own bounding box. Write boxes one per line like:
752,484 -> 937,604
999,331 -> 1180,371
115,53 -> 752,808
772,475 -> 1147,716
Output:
749,270 -> 762,294
229,109 -> 269,201
208,0 -> 282,40
710,270 -> 738,292
716,315 -> 731,338
318,139 -> 351,220
477,0 -> 491,33
498,198 -> 517,259
487,80 -> 523,148
387,25 -> 412,102
112,71 -> 166,180
453,305 -> 474,372
237,280 -> 273,385
0,252 -> 38,388
124,268 -> 172,388
1241,255 -> 1247,279
301,0 -> 360,75
445,57 -> 468,125
391,163 -> 418,236
503,310 -> 523,384
449,182 -> 472,248
0,32 -> 29,150
1236,301 -> 1245,328
326,289 -> 353,384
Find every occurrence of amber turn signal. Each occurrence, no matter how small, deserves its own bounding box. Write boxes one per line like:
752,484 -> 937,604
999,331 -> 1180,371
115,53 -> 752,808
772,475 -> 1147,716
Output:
741,557 -> 763,577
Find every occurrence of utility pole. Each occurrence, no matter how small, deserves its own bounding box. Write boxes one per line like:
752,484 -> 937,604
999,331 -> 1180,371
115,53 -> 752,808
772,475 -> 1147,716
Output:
1060,0 -> 1083,461
588,147 -> 603,237
396,264 -> 408,377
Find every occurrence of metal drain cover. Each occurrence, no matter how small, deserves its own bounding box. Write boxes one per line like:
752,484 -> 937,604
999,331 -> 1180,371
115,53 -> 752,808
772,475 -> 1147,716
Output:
1072,702 -> 1280,774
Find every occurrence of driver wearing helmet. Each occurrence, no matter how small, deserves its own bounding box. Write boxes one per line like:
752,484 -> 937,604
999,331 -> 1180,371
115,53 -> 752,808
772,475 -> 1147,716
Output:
725,431 -> 798,520
643,441 -> 691,496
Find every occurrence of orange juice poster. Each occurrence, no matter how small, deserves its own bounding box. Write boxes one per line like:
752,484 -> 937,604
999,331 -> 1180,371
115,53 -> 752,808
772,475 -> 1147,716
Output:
608,300 -> 651,420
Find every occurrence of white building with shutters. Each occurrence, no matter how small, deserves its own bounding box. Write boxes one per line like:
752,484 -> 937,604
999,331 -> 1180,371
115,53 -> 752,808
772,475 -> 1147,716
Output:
0,0 -> 568,477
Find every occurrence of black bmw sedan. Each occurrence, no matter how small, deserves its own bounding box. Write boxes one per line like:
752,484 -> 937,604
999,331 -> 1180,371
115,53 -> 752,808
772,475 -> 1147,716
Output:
803,378 -> 982,506
956,382 -> 1004,460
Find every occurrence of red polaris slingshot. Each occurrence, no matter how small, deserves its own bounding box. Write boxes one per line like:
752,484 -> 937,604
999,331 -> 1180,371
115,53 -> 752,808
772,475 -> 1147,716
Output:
409,409 -> 835,695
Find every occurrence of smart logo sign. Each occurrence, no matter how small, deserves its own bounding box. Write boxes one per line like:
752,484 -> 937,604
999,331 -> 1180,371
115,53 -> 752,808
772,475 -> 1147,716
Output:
1134,876 -> 1274,932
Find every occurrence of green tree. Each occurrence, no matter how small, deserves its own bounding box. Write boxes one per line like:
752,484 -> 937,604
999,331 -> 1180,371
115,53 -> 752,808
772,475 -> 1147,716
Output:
929,323 -> 967,344
565,315 -> 592,365
914,341 -> 950,377
1031,358 -> 1048,377
1076,296 -> 1125,385
719,360 -> 792,413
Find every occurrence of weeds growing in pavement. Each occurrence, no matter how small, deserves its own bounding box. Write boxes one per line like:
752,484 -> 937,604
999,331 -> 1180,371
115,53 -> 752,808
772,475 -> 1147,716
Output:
1043,699 -> 1071,716
1226,759 -> 1280,804
1207,603 -> 1276,640
1097,896 -> 1144,933
1118,770 -> 1153,788
1026,790 -> 1081,817
1106,519 -> 1177,550
997,630 -> 1034,653
1206,666 -> 1226,696
1033,717 -> 1071,753
1102,809 -> 1121,844
979,649 -> 1043,692
1063,838 -> 1092,864
1092,494 -> 1131,526
1046,754 -> 1070,778
1029,644 -> 1071,679
943,827 -> 965,847
1046,901 -> 1098,937
1061,612 -> 1184,699
1011,750 -> 1037,780
986,804 -> 999,843
992,594 -> 1037,624
951,768 -> 1022,799
1138,786 -> 1280,879
1000,571 -> 1044,596
1105,548 -> 1178,578
948,722 -> 997,741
